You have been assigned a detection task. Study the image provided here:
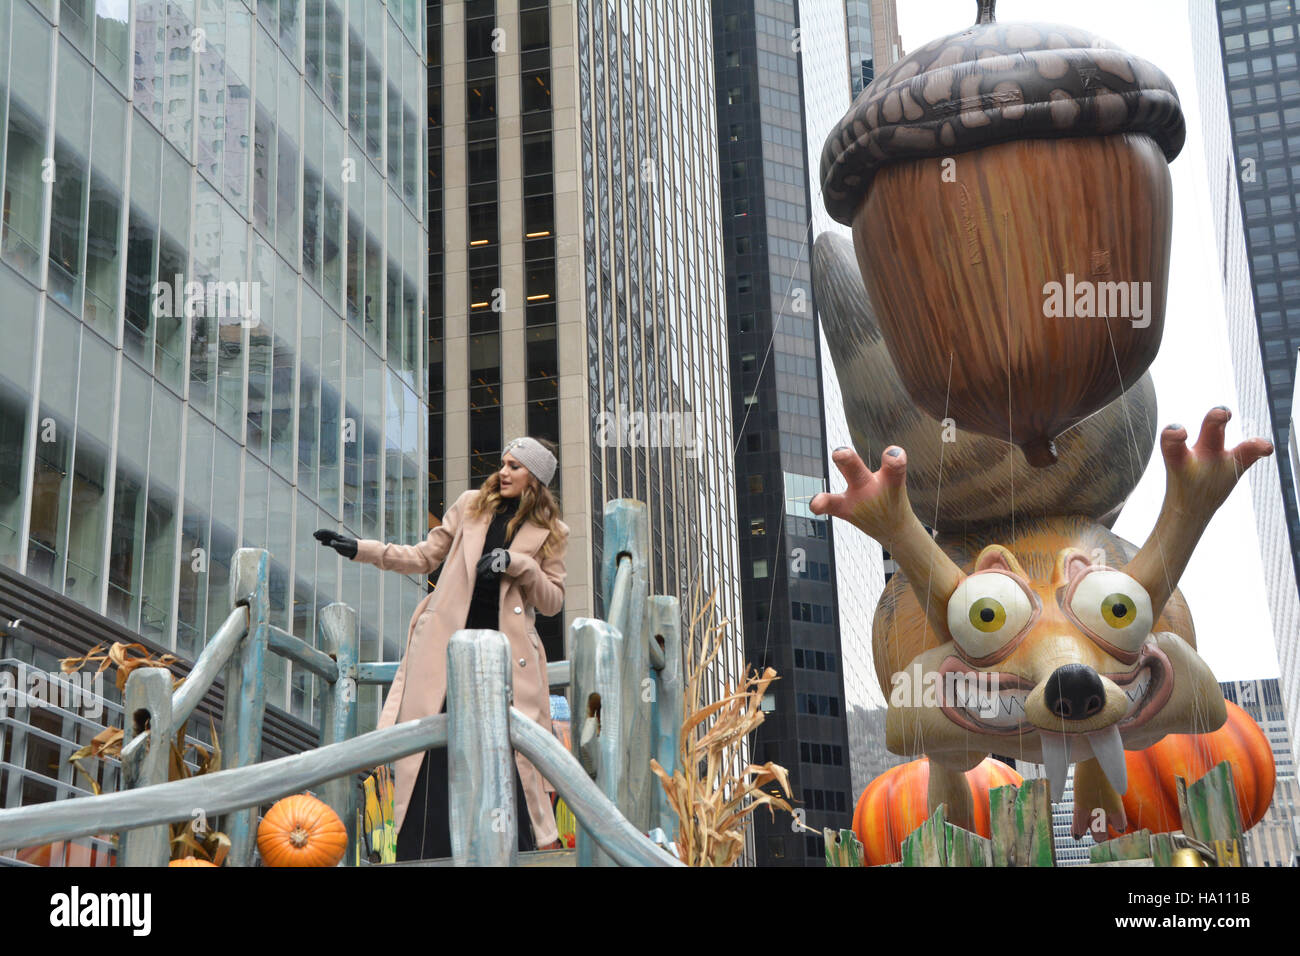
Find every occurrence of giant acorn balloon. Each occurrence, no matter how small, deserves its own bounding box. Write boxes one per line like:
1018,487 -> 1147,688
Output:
820,0 -> 1182,466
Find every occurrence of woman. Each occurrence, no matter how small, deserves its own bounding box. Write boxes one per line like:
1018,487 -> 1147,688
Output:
314,436 -> 568,858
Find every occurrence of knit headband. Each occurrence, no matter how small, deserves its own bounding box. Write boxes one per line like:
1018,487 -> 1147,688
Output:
503,436 -> 557,487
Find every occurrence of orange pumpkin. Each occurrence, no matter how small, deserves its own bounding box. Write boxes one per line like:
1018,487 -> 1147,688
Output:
852,756 -> 1022,865
1118,700 -> 1275,837
169,857 -> 218,867
257,793 -> 348,867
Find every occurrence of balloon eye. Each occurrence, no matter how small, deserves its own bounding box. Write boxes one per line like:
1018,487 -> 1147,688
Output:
948,572 -> 1033,660
1101,593 -> 1134,628
969,598 -> 1006,633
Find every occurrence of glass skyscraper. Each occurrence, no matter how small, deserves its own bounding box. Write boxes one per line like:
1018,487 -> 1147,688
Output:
428,0 -> 746,702
1192,3 -> 1300,590
711,0 -> 900,867
428,0 -> 748,859
845,0 -> 899,97
1222,678 -> 1299,865
0,0 -> 428,735
1190,0 -> 1300,766
797,0 -> 905,814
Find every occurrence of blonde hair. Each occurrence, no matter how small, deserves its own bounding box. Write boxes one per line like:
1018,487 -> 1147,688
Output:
466,438 -> 566,559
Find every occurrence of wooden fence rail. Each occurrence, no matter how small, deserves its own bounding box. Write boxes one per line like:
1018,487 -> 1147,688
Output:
0,498 -> 690,867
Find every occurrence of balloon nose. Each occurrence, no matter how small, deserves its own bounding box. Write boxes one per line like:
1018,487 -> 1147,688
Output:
1044,664 -> 1106,720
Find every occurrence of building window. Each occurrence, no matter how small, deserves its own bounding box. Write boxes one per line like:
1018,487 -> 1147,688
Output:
522,70 -> 551,112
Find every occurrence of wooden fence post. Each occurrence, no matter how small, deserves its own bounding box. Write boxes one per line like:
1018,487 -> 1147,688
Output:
319,603 -> 359,866
446,628 -> 517,867
118,667 -> 174,866
220,548 -> 270,867
602,500 -> 652,833
570,617 -> 624,866
648,596 -> 682,841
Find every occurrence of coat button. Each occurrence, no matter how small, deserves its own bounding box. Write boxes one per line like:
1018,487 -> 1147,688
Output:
513,606 -> 522,614
518,658 -> 527,668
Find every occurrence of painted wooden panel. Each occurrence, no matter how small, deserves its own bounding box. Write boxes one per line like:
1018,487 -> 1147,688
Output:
1178,762 -> 1244,867
900,804 -> 991,867
989,779 -> 1054,867
1089,828 -> 1152,864
823,828 -> 864,867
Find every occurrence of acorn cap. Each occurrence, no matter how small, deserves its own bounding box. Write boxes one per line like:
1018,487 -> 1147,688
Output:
820,0 -> 1185,225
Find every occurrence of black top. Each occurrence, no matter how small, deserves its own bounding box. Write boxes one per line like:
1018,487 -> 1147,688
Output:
464,497 -> 521,630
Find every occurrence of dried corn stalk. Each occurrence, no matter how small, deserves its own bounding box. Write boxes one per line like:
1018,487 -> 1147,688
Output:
62,645 -> 228,863
60,642 -> 183,693
651,581 -> 796,867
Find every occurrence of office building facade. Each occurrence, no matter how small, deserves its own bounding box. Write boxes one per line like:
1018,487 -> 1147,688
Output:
428,0 -> 747,753
1190,0 -> 1300,760
0,0 -> 428,844
1222,678 -> 1299,865
846,0 -> 900,97
799,0 -> 903,805
711,0 -> 899,866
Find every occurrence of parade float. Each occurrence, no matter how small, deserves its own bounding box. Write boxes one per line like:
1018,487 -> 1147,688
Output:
812,0 -> 1277,866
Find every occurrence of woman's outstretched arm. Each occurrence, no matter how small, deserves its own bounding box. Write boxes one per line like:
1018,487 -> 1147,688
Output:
353,490 -> 470,575
503,528 -> 568,616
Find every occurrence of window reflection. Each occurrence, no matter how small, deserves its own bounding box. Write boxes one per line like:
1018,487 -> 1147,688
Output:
3,0 -> 425,715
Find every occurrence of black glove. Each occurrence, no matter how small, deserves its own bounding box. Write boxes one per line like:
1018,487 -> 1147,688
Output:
314,528 -> 358,559
475,548 -> 511,578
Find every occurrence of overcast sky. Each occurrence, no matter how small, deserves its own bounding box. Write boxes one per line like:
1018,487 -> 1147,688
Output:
889,0 -> 1284,681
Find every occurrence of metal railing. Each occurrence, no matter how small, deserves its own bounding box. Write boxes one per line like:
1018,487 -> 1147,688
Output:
0,499 -> 686,867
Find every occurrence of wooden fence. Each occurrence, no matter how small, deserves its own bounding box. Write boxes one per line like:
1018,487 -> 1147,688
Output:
0,500 -> 686,868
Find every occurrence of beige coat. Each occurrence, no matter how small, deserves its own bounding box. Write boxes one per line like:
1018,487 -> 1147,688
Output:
355,489 -> 568,847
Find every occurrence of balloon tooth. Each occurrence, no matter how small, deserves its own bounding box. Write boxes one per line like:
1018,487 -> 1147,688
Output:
1040,731 -> 1072,803
1088,724 -> 1128,795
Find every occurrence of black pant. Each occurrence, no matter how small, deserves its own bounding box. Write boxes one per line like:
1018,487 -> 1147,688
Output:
394,605 -> 537,861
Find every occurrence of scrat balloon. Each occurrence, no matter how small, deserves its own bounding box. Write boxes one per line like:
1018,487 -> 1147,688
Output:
812,0 -> 1272,844
820,0 -> 1182,466
810,415 -> 1272,839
